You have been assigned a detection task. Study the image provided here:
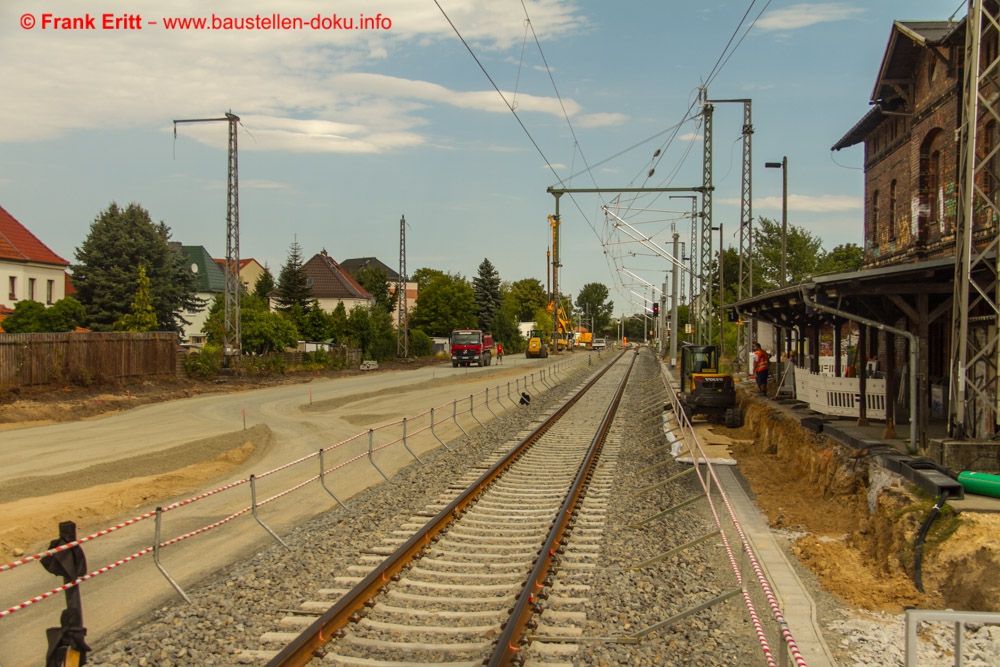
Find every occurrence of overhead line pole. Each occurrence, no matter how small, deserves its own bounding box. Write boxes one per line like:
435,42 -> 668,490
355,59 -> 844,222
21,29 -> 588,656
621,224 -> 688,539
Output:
173,112 -> 241,374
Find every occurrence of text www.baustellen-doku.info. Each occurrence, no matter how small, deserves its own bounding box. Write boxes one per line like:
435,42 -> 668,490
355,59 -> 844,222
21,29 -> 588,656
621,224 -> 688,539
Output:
18,12 -> 393,32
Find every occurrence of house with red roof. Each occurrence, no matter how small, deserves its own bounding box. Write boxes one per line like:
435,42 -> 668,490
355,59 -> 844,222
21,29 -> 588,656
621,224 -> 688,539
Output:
213,257 -> 269,293
302,250 -> 374,313
0,204 -> 70,312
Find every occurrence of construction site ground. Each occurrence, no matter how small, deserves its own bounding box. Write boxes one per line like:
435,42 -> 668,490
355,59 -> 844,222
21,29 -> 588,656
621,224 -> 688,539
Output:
3,357 -> 1000,663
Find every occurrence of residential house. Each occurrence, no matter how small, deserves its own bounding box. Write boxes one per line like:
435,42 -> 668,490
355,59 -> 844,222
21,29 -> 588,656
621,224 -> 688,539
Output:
179,245 -> 227,345
213,257 -> 269,293
0,203 -> 70,311
339,256 -> 418,314
302,250 -> 374,313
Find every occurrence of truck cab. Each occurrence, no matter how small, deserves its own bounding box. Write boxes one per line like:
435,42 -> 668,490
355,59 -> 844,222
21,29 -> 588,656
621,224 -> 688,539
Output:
451,330 -> 494,367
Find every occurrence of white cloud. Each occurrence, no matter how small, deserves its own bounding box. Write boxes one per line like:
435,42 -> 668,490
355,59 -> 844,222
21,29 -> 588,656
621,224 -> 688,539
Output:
546,163 -> 567,170
0,0 -> 595,152
756,4 -> 865,31
242,179 -> 295,191
749,194 -> 862,213
680,132 -> 702,142
575,112 -> 628,128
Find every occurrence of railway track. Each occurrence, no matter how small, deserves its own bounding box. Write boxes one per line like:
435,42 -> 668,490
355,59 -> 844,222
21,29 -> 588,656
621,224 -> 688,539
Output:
257,349 -> 635,666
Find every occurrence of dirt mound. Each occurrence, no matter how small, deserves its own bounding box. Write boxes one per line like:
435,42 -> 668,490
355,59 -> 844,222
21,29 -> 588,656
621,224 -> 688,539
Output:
730,397 -> 1000,614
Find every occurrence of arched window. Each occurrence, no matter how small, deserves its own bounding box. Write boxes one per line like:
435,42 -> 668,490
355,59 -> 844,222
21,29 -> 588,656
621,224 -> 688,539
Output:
918,129 -> 943,243
929,150 -> 941,232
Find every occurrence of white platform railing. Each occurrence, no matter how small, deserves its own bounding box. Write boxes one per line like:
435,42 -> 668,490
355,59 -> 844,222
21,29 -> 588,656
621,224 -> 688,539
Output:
795,371 -> 886,420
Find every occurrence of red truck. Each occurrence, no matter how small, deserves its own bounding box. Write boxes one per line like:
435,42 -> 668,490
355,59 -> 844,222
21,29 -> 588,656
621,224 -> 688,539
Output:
450,329 -> 494,367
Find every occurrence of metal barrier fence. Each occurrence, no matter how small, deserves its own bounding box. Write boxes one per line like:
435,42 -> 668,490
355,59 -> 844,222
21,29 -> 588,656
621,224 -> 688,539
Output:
905,609 -> 1000,666
657,365 -> 806,667
0,352 -> 600,634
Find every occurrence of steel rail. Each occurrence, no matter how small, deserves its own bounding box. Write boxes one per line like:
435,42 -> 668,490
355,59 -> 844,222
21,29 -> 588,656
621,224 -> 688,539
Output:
488,350 -> 636,666
266,349 -> 627,667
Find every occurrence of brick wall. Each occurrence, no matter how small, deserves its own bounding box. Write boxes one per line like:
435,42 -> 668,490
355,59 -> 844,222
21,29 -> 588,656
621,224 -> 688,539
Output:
862,40 -> 962,268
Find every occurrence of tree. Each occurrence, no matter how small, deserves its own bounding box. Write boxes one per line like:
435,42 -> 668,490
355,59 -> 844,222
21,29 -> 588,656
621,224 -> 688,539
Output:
410,271 -> 477,336
347,304 -> 396,361
252,266 -> 276,299
532,307 -> 553,339
472,258 -> 502,333
300,300 -> 336,341
411,267 -> 446,291
274,239 -> 312,314
329,302 -> 349,343
71,202 -> 201,331
506,278 -> 547,322
353,264 -> 396,313
491,293 -> 522,352
751,217 -> 824,290
114,265 -> 158,332
203,293 -> 298,354
574,283 -> 614,334
817,243 -> 864,275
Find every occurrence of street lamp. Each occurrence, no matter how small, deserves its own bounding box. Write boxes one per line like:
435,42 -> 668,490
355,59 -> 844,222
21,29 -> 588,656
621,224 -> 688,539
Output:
765,157 -> 788,288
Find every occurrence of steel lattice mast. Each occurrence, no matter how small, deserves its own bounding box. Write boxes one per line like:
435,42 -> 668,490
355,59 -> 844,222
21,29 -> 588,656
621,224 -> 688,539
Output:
951,0 -> 1000,438
700,91 -> 715,345
173,112 -> 241,374
737,101 -> 753,370
397,215 -> 409,358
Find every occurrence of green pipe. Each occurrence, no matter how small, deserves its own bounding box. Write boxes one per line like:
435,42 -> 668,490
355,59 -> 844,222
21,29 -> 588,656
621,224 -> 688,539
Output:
958,471 -> 1000,498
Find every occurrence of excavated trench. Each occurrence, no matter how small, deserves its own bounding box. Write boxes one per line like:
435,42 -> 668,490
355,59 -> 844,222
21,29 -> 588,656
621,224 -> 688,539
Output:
727,390 -> 1000,614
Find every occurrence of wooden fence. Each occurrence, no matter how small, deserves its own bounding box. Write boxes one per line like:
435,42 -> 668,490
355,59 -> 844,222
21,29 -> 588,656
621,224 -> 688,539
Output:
0,332 -> 178,387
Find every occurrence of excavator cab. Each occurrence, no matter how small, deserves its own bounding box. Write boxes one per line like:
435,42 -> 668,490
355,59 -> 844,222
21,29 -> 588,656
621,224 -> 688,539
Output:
678,344 -> 742,428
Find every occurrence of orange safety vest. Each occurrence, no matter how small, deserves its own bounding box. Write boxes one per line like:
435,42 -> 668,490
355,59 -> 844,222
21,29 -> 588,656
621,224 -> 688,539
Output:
754,350 -> 769,373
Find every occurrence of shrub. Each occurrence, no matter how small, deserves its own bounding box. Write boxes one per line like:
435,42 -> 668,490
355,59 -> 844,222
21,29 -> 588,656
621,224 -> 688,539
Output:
184,345 -> 222,379
409,329 -> 433,357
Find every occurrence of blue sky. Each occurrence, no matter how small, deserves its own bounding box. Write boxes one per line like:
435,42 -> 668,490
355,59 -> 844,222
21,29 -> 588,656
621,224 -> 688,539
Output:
0,0 -> 959,315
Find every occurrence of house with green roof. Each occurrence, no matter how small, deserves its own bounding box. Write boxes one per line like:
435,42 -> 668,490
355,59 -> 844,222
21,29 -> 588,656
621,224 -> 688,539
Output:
179,245 -> 226,345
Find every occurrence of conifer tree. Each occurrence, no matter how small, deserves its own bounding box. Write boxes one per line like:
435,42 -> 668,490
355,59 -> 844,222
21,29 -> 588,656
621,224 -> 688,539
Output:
72,202 -> 201,331
472,258 -> 502,333
274,239 -> 312,313
115,265 -> 158,331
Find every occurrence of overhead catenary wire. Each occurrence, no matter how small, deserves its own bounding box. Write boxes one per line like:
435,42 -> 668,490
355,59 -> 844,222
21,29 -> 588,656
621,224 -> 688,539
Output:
436,0 -> 776,306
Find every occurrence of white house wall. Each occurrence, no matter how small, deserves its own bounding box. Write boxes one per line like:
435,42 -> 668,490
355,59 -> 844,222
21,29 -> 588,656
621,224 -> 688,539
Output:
1,262 -> 67,310
179,291 -> 216,343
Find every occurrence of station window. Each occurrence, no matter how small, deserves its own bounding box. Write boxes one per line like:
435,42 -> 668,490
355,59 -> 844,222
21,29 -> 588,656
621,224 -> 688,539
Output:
28,278 -> 35,301
46,279 -> 54,305
8,276 -> 15,300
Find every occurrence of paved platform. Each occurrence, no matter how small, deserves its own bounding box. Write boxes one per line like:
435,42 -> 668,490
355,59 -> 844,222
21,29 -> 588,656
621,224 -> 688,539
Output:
659,380 -> 835,665
714,464 -> 836,666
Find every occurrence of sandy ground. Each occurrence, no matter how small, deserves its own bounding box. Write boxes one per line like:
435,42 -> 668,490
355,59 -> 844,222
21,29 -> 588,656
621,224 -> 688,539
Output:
0,359 -> 439,559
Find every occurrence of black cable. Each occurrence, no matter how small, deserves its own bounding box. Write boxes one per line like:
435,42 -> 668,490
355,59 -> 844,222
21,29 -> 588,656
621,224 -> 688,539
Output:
913,491 -> 948,593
